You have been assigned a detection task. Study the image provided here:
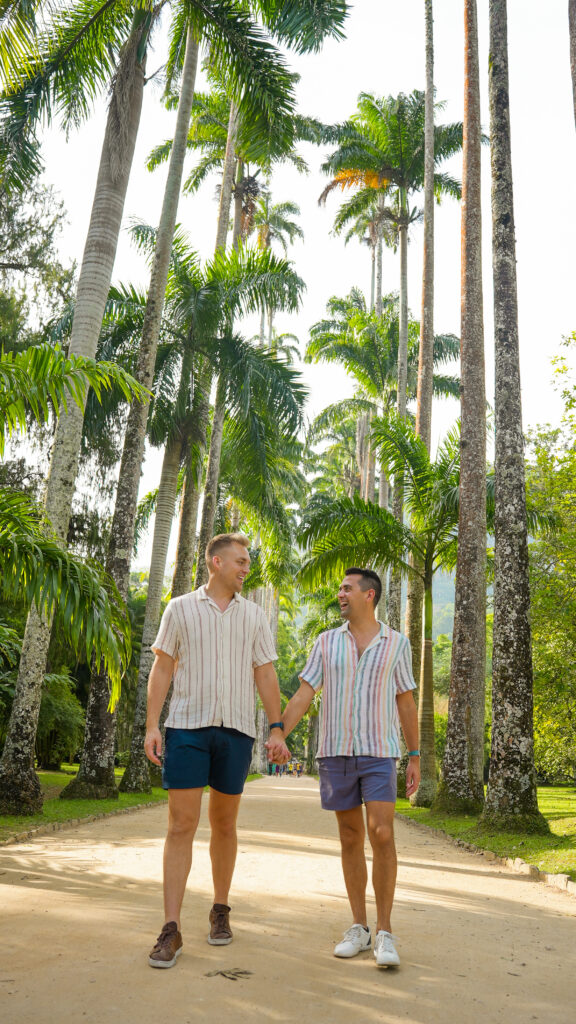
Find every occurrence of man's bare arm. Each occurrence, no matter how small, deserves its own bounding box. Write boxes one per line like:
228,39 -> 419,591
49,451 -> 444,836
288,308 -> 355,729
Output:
254,661 -> 290,762
144,650 -> 175,766
281,680 -> 316,739
396,690 -> 420,798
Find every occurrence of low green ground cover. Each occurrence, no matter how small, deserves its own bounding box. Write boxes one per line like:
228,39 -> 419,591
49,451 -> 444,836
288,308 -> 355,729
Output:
0,768 -> 262,843
0,768 -> 168,842
396,786 -> 576,880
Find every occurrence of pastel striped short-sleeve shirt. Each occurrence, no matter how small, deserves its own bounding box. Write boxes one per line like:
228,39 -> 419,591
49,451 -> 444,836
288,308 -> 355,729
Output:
152,586 -> 277,737
300,621 -> 416,758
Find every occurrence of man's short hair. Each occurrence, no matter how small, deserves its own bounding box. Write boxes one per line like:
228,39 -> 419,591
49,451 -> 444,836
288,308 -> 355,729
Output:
344,567 -> 382,607
206,533 -> 250,564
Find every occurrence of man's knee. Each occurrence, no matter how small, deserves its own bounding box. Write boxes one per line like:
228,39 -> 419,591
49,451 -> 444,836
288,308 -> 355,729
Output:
337,814 -> 365,850
367,818 -> 394,850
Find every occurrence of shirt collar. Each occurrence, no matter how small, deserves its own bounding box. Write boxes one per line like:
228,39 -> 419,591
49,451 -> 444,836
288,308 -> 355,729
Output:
338,619 -> 388,640
198,585 -> 241,606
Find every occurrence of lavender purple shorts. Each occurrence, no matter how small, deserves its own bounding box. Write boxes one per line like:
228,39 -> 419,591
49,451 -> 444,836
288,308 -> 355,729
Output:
317,756 -> 397,811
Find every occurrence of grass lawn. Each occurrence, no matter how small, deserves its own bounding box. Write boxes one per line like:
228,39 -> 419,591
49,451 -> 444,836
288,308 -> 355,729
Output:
396,786 -> 576,881
0,768 -> 262,844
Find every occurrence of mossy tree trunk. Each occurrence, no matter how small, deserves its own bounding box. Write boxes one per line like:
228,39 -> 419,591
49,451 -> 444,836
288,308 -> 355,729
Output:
481,0 -> 547,834
435,0 -> 486,815
411,565 -> 436,806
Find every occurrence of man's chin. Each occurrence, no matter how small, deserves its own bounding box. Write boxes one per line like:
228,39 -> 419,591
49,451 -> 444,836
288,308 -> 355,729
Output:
339,607 -> 350,618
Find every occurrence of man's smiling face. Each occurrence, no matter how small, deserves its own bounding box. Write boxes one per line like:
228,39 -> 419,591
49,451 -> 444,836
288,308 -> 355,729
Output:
337,574 -> 373,619
213,542 -> 251,592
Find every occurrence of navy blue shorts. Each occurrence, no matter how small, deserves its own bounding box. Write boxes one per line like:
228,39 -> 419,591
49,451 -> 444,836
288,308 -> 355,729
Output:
163,726 -> 254,795
317,756 -> 397,811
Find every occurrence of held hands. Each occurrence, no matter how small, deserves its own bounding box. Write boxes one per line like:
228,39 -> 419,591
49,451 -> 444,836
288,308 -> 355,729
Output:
144,727 -> 163,767
265,735 -> 291,764
405,758 -> 421,798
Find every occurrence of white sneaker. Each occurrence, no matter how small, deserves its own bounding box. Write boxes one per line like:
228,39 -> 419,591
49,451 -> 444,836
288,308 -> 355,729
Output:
374,930 -> 400,967
334,924 -> 371,958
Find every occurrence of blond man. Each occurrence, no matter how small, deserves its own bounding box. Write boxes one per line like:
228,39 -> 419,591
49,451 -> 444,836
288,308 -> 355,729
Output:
145,533 -> 289,967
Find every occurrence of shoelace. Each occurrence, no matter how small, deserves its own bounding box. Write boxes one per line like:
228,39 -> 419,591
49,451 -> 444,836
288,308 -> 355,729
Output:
376,932 -> 396,951
154,926 -> 177,950
343,924 -> 368,941
213,911 -> 229,932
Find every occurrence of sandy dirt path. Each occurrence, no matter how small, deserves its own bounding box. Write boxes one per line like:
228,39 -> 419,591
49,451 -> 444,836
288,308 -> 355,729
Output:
1,775 -> 575,1024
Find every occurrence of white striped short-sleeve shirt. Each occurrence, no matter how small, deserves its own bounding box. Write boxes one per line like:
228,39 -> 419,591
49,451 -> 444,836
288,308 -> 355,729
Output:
300,621 -> 416,758
152,586 -> 277,737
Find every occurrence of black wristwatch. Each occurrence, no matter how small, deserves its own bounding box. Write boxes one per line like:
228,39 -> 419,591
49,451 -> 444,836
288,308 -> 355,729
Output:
269,721 -> 284,731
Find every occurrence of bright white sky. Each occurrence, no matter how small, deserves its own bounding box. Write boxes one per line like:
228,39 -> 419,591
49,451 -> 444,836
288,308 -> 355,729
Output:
39,0 -> 576,567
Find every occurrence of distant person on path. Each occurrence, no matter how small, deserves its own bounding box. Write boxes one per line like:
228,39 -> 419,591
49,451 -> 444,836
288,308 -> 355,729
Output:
144,533 -> 289,969
270,568 -> 420,968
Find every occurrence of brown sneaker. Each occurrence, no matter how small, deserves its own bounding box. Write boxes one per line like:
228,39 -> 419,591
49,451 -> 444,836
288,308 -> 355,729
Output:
148,921 -> 183,968
208,903 -> 233,945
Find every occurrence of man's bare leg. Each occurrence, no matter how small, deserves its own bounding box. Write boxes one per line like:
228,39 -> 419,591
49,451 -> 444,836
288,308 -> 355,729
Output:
335,805 -> 368,925
365,800 -> 397,932
163,787 -> 203,927
208,788 -> 243,904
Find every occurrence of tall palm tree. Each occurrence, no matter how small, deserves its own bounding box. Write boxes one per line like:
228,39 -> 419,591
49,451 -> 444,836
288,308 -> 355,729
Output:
110,240 -> 306,792
0,343 -> 143,813
435,0 -> 487,815
64,233 -> 304,798
416,0 -> 436,452
320,91 -> 463,627
481,0 -> 547,832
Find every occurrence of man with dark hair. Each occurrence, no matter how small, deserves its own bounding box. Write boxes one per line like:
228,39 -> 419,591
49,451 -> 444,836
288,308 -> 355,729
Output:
272,568 -> 420,968
144,533 -> 289,968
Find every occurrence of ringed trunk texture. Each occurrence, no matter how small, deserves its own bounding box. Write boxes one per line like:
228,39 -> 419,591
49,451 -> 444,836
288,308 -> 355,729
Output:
388,214 -> 409,631
404,570 -> 424,689
0,21 -> 148,814
62,29 -> 200,800
194,379 -> 227,588
370,245 -> 376,311
120,435 -> 182,793
171,383 -> 211,598
565,2 -> 569,130
415,0 -> 435,452
375,234 -> 383,316
436,0 -> 486,815
482,0 -> 547,833
215,102 -> 239,252
411,573 -> 437,806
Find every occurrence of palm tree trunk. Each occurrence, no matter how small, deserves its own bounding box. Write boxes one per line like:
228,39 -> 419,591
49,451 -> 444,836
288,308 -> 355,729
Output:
375,233 -> 383,316
194,376 -> 227,588
436,0 -> 486,815
404,572 -> 424,689
216,102 -> 239,251
259,306 -> 267,347
415,0 -> 435,451
388,204 -> 410,631
119,434 -> 182,793
397,202 -> 409,420
232,159 -> 244,248
171,381 -> 211,598
0,16 -> 150,814
370,244 -> 376,311
482,0 -> 546,832
61,28 -> 200,800
411,567 -> 437,805
565,2 -> 569,129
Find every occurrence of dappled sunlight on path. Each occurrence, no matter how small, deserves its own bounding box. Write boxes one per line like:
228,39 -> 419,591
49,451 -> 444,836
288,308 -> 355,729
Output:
1,775 -> 574,1023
